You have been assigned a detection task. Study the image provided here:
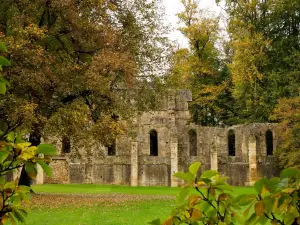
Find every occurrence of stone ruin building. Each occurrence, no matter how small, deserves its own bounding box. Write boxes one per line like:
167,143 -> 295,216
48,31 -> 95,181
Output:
38,90 -> 280,186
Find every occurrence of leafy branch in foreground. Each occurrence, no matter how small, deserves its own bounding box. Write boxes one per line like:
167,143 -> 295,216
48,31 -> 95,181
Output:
150,163 -> 300,225
0,132 -> 56,225
0,41 -> 56,225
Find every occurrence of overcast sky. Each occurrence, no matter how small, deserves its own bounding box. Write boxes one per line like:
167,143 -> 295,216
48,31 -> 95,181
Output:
163,0 -> 222,47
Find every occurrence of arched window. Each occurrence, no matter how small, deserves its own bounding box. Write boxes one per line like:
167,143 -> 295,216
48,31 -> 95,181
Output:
189,129 -> 197,156
150,130 -> 158,156
107,140 -> 116,156
228,129 -> 236,156
62,136 -> 71,153
266,130 -> 273,155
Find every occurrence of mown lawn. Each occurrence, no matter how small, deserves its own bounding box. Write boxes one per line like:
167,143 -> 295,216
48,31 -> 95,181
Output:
17,185 -> 255,225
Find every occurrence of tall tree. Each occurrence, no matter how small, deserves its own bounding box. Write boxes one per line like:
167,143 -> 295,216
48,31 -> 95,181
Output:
220,0 -> 300,122
165,0 -> 235,126
271,97 -> 300,169
0,0 -> 170,146
219,0 -> 300,167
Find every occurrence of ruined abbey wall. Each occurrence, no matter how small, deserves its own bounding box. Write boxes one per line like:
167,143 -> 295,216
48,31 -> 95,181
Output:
43,90 -> 280,186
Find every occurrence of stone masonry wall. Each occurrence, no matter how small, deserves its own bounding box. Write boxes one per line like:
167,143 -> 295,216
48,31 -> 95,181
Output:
45,90 -> 280,186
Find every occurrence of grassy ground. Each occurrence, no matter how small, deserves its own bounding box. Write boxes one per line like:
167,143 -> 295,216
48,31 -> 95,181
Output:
32,184 -> 255,195
18,185 -> 255,225
32,184 -> 182,195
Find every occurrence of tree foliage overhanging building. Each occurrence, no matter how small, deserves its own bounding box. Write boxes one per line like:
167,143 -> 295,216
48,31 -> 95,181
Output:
0,0 -> 299,168
0,0 -> 171,147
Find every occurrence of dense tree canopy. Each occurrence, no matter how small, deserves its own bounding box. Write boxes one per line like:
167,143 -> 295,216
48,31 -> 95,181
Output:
165,0 -> 299,167
222,0 -> 300,123
165,0 -> 235,126
220,0 -> 300,167
0,0 -> 298,168
0,0 -> 170,146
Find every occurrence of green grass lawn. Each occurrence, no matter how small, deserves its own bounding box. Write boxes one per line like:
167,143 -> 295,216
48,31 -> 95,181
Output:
32,184 -> 182,195
19,185 -> 255,225
32,184 -> 255,195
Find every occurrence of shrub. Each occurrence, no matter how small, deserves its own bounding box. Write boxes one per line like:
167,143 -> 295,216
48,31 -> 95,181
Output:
150,162 -> 300,225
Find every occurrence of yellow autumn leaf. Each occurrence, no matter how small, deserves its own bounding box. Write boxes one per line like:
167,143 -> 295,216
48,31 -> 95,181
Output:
197,181 -> 206,186
16,142 -> 31,149
185,210 -> 191,218
20,146 -> 37,160
261,185 -> 270,195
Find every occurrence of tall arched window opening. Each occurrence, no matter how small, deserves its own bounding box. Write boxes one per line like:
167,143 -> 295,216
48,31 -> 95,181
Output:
150,130 -> 158,156
266,130 -> 273,155
228,129 -> 236,156
62,136 -> 71,153
189,129 -> 197,156
107,140 -> 116,156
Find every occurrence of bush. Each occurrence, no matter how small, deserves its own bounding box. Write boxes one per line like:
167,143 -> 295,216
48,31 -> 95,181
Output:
150,162 -> 300,225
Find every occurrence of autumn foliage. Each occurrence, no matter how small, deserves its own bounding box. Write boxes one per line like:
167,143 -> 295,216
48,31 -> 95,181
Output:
0,42 -> 56,225
150,162 -> 300,225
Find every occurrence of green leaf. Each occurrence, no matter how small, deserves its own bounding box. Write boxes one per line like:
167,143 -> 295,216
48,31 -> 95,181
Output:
201,170 -> 218,179
269,177 -> 280,185
12,209 -> 26,222
17,185 -> 32,193
243,204 -> 252,217
280,168 -> 299,179
199,177 -> 212,185
277,178 -> 289,188
0,76 -> 10,86
173,172 -> 194,182
0,176 -> 5,185
37,160 -> 52,176
0,82 -> 6,95
199,201 -> 211,212
0,150 -> 10,163
8,212 -> 17,225
36,144 -> 56,155
0,42 -> 7,52
17,208 -> 27,217
283,213 -> 295,225
6,132 -> 15,142
0,56 -> 11,66
15,133 -> 25,144
176,187 -> 191,203
25,162 -> 37,179
11,194 -> 22,206
189,162 -> 201,176
245,212 -> 257,225
148,218 -> 161,225
256,214 -> 268,225
263,196 -> 274,213
239,194 -> 256,206
254,178 -> 269,195
214,184 -> 233,192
